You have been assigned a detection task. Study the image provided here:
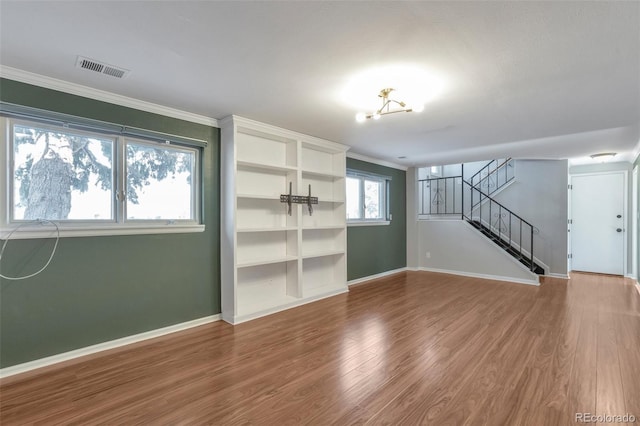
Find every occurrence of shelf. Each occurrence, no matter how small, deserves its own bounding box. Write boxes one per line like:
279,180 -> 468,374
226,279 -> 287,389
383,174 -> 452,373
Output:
237,255 -> 298,268
302,250 -> 345,260
237,294 -> 301,318
302,169 -> 343,179
303,283 -> 346,299
237,193 -> 281,200
302,225 -> 344,230
237,227 -> 298,233
237,160 -> 297,174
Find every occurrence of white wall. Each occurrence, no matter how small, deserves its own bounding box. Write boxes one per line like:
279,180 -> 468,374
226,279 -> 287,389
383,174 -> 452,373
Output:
491,160 -> 569,275
418,220 -> 538,284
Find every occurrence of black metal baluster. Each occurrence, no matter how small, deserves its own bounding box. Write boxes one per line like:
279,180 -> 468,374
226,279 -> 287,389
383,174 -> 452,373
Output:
509,211 -> 512,249
444,178 -> 448,214
530,226 -> 534,271
498,205 -> 502,242
519,221 -> 523,259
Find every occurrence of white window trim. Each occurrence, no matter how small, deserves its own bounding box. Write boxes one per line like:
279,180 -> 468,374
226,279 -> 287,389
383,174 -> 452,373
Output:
1,116 -> 205,240
348,220 -> 390,227
346,169 -> 391,225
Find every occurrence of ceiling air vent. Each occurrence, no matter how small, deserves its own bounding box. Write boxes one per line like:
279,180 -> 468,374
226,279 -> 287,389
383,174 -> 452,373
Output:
76,56 -> 129,79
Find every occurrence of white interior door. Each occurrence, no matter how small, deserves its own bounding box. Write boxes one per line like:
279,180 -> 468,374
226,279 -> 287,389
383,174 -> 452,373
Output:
571,172 -> 625,275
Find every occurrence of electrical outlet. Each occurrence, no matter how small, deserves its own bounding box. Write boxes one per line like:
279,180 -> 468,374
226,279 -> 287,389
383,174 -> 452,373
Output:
426,251 -> 431,259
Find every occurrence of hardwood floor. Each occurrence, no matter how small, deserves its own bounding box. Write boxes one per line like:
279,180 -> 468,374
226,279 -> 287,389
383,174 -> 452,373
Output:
1,271 -> 639,425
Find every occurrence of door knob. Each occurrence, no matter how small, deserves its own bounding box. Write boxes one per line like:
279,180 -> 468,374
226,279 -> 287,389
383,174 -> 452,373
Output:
617,215 -> 622,218
617,228 -> 622,232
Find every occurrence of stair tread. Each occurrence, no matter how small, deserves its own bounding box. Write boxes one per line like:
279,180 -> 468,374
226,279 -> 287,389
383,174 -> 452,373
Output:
467,218 -> 544,275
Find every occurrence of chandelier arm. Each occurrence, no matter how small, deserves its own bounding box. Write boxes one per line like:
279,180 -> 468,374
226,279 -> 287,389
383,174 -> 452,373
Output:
380,108 -> 413,116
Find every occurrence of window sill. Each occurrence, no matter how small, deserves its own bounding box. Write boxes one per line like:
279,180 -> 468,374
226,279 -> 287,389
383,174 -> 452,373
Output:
0,224 -> 205,240
347,221 -> 390,227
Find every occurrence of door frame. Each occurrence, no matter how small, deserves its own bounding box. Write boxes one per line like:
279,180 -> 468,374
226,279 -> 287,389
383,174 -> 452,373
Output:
569,170 -> 628,276
632,166 -> 638,279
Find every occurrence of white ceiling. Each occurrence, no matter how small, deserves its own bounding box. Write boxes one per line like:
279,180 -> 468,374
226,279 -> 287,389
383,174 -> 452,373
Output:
1,1 -> 639,167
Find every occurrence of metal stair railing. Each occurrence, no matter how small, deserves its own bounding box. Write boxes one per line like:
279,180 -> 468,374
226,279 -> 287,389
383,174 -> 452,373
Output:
468,158 -> 515,208
463,180 -> 536,272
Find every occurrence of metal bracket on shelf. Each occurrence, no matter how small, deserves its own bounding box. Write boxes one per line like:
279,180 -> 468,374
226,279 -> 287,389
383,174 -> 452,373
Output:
280,183 -> 318,216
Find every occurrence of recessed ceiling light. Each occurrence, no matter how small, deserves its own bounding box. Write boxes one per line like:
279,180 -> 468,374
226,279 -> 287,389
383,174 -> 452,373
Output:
590,152 -> 617,162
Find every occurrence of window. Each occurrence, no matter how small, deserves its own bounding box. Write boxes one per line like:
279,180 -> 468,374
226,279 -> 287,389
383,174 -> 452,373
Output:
3,117 -> 203,237
346,170 -> 390,224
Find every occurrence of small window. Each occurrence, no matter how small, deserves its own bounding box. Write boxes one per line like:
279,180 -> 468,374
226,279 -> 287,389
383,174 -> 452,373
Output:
5,118 -> 203,237
125,141 -> 197,221
12,122 -> 116,222
346,170 -> 390,224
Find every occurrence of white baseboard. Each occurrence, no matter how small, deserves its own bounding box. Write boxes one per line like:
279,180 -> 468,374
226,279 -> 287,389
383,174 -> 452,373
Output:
546,273 -> 570,279
418,266 -> 540,286
226,287 -> 348,324
348,267 -> 408,286
0,314 -> 221,379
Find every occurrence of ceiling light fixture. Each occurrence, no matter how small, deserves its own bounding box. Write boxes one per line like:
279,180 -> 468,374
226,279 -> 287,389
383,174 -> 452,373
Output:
590,152 -> 617,162
355,88 -> 423,122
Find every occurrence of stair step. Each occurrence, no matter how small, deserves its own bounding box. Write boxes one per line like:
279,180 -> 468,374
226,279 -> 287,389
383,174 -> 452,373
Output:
466,218 -> 544,275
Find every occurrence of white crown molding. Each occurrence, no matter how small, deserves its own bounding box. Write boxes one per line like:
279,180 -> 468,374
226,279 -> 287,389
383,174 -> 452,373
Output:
0,314 -> 221,379
222,115 -> 350,152
347,151 -> 408,171
0,65 -> 218,127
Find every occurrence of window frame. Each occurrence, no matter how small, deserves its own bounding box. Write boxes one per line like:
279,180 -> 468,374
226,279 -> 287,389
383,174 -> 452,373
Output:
346,169 -> 391,226
1,116 -> 205,239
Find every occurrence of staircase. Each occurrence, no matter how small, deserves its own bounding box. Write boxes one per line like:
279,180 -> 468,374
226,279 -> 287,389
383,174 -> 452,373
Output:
467,219 -> 545,274
418,158 -> 545,275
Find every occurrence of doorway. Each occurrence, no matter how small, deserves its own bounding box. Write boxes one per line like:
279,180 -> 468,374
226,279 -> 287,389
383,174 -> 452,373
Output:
570,171 -> 626,275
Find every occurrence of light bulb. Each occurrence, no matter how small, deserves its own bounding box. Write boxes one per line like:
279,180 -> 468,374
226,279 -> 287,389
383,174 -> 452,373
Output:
373,112 -> 381,120
355,112 -> 367,123
413,104 -> 425,113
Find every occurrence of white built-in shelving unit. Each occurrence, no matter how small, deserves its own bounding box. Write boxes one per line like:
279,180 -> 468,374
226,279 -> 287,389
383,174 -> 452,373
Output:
220,116 -> 348,324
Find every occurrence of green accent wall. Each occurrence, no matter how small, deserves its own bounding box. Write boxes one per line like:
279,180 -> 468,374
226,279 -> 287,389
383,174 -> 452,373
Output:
346,158 -> 406,280
0,79 -> 220,368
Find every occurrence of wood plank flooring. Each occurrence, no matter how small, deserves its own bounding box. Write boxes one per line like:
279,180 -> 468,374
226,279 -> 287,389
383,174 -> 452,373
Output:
1,271 -> 639,425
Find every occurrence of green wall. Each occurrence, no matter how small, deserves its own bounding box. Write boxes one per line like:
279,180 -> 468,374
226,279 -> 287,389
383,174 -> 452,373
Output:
346,158 -> 406,280
0,79 -> 220,368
